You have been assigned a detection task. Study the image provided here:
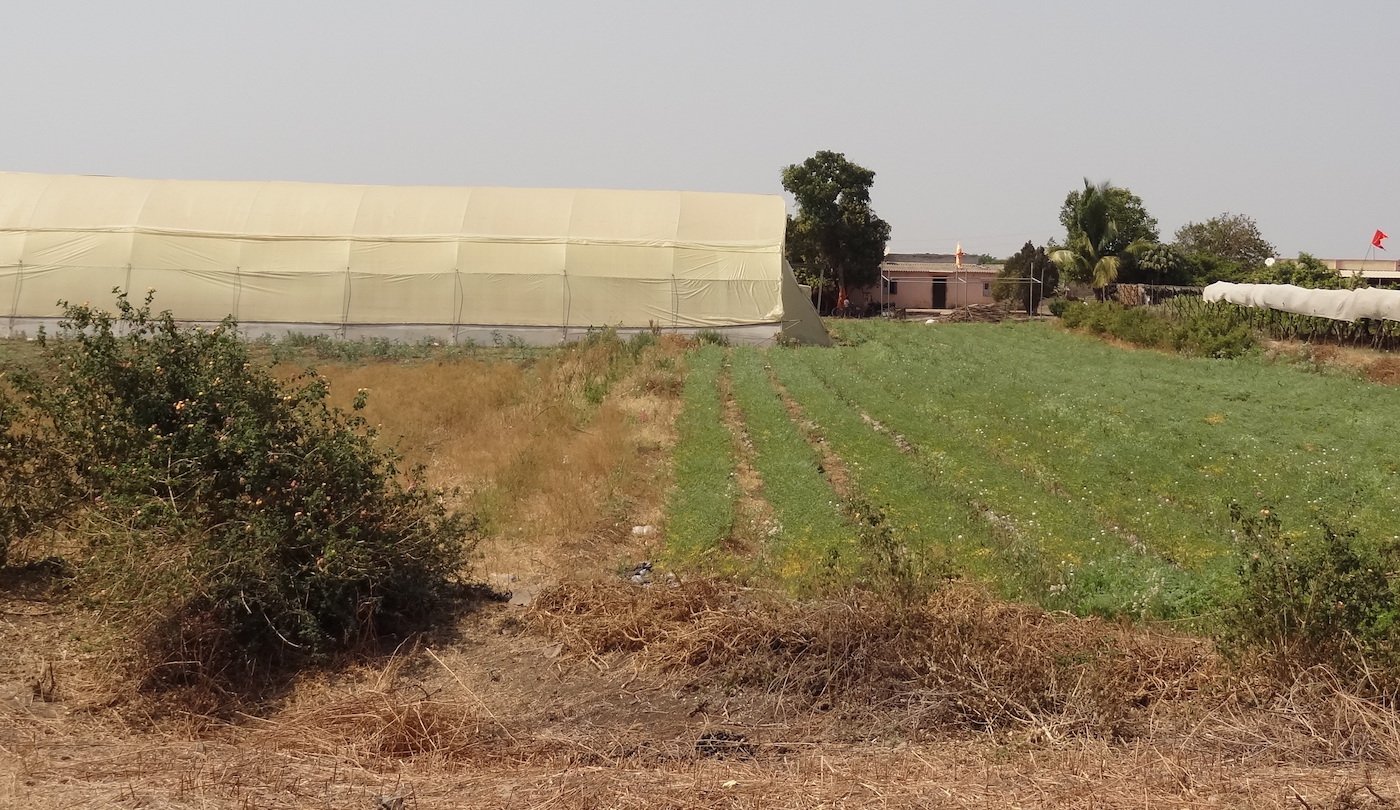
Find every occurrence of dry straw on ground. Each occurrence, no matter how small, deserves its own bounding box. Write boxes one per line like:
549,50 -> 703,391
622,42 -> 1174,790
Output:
10,577 -> 1400,809
528,579 -> 1212,742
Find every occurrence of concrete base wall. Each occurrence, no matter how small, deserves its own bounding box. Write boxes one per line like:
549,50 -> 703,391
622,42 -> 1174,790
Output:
2,319 -> 786,347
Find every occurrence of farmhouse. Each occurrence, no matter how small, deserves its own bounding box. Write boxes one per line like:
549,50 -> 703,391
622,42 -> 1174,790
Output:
1323,258 -> 1400,287
0,172 -> 829,346
851,253 -> 999,314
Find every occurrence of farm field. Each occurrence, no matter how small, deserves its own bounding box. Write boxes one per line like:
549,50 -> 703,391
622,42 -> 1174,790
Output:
666,319 -> 1400,619
6,320 -> 1400,809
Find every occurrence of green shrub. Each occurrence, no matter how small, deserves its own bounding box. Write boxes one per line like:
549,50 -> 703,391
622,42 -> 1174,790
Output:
1224,504 -> 1398,686
1174,319 -> 1254,358
1060,300 -> 1254,358
1166,296 -> 1400,351
1153,298 -> 1254,358
1107,306 -> 1172,347
1246,252 -> 1365,290
1047,298 -> 1069,318
1058,301 -> 1089,328
844,496 -> 947,605
624,329 -> 659,359
3,292 -> 476,687
1087,303 -> 1119,335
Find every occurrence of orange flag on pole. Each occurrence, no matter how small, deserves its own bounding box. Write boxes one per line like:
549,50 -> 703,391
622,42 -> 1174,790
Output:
1373,229 -> 1388,250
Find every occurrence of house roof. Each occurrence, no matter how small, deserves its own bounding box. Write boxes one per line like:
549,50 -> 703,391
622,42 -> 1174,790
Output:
882,260 -> 999,276
882,252 -> 1002,274
883,252 -> 966,263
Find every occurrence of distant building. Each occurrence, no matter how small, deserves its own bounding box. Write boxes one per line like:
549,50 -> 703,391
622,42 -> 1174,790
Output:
851,253 -> 1001,312
1321,258 -> 1400,285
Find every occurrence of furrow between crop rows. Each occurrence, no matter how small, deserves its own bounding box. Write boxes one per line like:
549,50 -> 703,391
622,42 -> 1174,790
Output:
792,344 -> 1210,618
727,349 -> 856,592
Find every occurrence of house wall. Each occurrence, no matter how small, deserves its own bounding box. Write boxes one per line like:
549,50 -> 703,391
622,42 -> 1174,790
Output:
852,267 -> 997,310
1322,258 -> 1400,284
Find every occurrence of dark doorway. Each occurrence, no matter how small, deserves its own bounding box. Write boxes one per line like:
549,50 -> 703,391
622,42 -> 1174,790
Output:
931,278 -> 948,309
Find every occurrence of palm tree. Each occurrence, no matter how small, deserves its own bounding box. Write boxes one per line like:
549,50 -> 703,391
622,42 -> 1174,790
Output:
1050,179 -> 1143,297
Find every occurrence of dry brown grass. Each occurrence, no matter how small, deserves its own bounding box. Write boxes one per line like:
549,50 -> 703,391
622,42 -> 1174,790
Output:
9,739 -> 1400,809
11,583 -> 1400,809
1181,666 -> 1400,765
246,655 -> 514,765
314,357 -> 529,492
9,571 -> 1400,808
1264,339 -> 1400,386
302,335 -> 687,589
526,580 -> 1400,768
527,579 -> 1212,742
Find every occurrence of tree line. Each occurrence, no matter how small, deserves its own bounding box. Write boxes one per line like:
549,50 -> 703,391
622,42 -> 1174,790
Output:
1045,178 -> 1363,296
779,151 -> 1360,307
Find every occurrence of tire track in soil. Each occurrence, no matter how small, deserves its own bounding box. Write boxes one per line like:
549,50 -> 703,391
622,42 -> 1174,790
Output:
767,368 -> 855,503
717,354 -> 774,558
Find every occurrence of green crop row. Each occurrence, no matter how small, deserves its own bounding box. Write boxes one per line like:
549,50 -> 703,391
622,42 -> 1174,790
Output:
664,319 -> 1400,619
726,349 -> 855,591
765,351 -> 977,587
841,320 -> 1400,548
662,346 -> 738,568
787,339 -> 1211,619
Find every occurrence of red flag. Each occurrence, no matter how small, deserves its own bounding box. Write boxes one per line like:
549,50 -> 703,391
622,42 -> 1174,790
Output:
1373,229 -> 1388,250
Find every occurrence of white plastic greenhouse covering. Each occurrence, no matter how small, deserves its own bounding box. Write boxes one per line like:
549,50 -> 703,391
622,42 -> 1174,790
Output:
0,172 -> 830,346
1204,281 -> 1400,322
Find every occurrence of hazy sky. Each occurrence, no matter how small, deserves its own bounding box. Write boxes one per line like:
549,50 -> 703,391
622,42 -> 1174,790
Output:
5,1 -> 1397,258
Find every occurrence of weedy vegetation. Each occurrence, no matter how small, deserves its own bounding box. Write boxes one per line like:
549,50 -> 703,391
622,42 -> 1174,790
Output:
1061,296 -> 1400,354
1225,503 -> 1400,694
1,292 -> 476,694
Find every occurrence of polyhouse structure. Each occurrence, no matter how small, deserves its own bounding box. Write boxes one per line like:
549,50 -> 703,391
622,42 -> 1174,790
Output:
0,172 -> 829,346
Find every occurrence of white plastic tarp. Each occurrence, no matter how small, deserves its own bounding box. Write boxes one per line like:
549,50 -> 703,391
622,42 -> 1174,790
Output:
0,172 -> 830,345
1204,281 -> 1400,322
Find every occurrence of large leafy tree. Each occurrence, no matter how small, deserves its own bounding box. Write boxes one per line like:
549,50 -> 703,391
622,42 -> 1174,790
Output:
1174,212 -> 1276,270
1050,179 -> 1153,293
1249,253 -> 1363,289
782,151 -> 891,293
1133,242 -> 1194,285
1059,181 -> 1158,254
993,241 -> 1058,312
